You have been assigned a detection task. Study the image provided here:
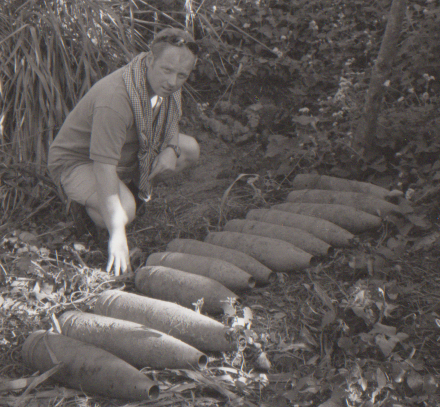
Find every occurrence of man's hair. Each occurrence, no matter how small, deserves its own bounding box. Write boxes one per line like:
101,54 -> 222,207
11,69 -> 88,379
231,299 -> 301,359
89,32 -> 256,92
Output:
150,28 -> 197,58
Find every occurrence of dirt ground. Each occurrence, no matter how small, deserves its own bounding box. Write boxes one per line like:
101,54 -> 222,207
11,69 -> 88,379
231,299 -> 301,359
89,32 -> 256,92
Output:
126,128 -> 269,264
152,130 -> 237,225
2,127 -> 440,407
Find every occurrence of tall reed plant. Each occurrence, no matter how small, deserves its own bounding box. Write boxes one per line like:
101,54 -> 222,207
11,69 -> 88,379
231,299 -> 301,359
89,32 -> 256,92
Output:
0,0 -> 155,172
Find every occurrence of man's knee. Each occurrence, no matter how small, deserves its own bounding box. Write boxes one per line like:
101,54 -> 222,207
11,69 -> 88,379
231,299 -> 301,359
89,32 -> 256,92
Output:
119,182 -> 137,224
84,180 -> 136,227
179,133 -> 200,165
187,136 -> 200,163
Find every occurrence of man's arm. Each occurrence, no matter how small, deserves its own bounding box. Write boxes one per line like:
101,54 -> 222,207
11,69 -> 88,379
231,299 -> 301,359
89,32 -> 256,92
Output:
93,161 -> 131,275
148,133 -> 180,180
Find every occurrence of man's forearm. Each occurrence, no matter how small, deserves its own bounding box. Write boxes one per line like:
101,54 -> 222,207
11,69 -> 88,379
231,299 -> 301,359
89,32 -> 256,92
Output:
93,162 -> 128,233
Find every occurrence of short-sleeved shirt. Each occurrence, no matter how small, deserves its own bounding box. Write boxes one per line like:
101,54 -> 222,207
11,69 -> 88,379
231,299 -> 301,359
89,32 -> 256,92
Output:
48,67 -> 139,183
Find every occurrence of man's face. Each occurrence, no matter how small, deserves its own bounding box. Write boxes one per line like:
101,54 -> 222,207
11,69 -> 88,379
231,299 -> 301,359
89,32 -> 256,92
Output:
146,46 -> 196,97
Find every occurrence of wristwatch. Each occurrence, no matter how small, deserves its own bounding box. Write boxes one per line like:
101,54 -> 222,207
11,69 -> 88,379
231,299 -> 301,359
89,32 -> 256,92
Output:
167,144 -> 181,158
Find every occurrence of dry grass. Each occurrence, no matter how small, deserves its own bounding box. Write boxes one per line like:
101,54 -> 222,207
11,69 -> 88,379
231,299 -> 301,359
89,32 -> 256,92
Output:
0,0 -> 160,171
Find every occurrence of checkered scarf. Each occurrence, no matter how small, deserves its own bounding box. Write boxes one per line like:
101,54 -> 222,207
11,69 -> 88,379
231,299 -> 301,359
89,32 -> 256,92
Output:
122,53 -> 181,202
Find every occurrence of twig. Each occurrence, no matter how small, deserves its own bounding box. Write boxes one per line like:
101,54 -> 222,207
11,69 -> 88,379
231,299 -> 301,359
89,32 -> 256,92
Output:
218,173 -> 259,227
21,196 -> 57,222
194,0 -> 208,15
216,12 -> 280,57
4,163 -> 64,201
127,225 -> 155,235
134,0 -> 185,28
0,260 -> 7,277
13,364 -> 64,407
35,225 -> 73,238
197,14 -> 226,44
72,251 -> 88,269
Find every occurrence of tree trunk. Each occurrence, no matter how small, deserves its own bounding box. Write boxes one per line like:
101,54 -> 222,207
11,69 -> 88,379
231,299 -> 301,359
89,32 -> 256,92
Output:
354,0 -> 407,148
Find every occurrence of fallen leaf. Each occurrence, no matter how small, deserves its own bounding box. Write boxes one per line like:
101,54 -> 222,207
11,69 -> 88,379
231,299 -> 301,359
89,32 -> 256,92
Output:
376,368 -> 387,390
406,370 -> 424,392
375,333 -> 407,357
376,246 -> 398,260
321,310 -> 336,329
223,302 -> 236,317
337,337 -> 358,355
370,323 -> 397,336
291,115 -> 319,127
18,231 -> 38,243
350,305 -> 376,324
264,134 -> 297,159
278,341 -> 310,351
299,326 -> 318,347
300,385 -> 320,394
169,382 -> 198,393
14,253 -> 32,274
317,399 -> 341,407
406,214 -> 431,229
39,247 -> 50,256
306,355 -> 319,365
318,388 -> 346,407
73,242 -> 87,252
255,352 -> 271,371
405,358 -> 425,371
375,301 -> 399,317
314,282 -> 336,312
358,375 -> 368,391
423,374 -> 438,394
243,306 -> 253,322
371,368 -> 387,403
183,370 -> 238,400
391,362 -> 407,383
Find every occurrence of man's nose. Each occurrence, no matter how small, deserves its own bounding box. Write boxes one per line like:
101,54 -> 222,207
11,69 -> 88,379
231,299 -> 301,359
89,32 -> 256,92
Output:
167,74 -> 177,87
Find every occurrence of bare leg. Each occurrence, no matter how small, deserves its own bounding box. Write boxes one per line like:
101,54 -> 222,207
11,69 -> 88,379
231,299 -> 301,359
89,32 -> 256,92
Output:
175,133 -> 200,171
85,180 -> 137,229
61,163 -> 136,229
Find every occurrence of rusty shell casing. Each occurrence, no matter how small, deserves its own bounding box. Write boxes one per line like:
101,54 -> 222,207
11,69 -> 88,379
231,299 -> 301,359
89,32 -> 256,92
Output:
286,189 -> 401,218
94,290 -> 235,352
290,174 -> 391,199
22,330 -> 159,401
224,218 -> 333,257
146,252 -> 255,291
166,238 -> 274,285
205,231 -> 315,273
58,311 -> 208,370
246,209 -> 354,247
135,265 -> 238,314
272,202 -> 382,234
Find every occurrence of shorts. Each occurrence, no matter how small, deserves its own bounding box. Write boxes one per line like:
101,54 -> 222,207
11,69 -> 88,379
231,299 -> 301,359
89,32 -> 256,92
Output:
60,163 -> 136,206
60,164 -> 99,206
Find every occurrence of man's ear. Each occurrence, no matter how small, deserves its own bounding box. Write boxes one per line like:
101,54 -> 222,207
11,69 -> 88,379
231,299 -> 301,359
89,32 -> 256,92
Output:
146,51 -> 154,68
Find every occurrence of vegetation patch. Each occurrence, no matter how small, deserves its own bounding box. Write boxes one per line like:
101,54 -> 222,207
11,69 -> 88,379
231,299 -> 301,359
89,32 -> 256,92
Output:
1,0 -> 440,406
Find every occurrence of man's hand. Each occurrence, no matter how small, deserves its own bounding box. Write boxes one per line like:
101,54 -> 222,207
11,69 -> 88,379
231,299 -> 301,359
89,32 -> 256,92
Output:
148,147 -> 178,180
106,227 -> 132,276
92,162 -> 133,276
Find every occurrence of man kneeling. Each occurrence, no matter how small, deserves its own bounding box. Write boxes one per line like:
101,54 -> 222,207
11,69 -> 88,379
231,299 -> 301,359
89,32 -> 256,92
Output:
48,28 -> 200,275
